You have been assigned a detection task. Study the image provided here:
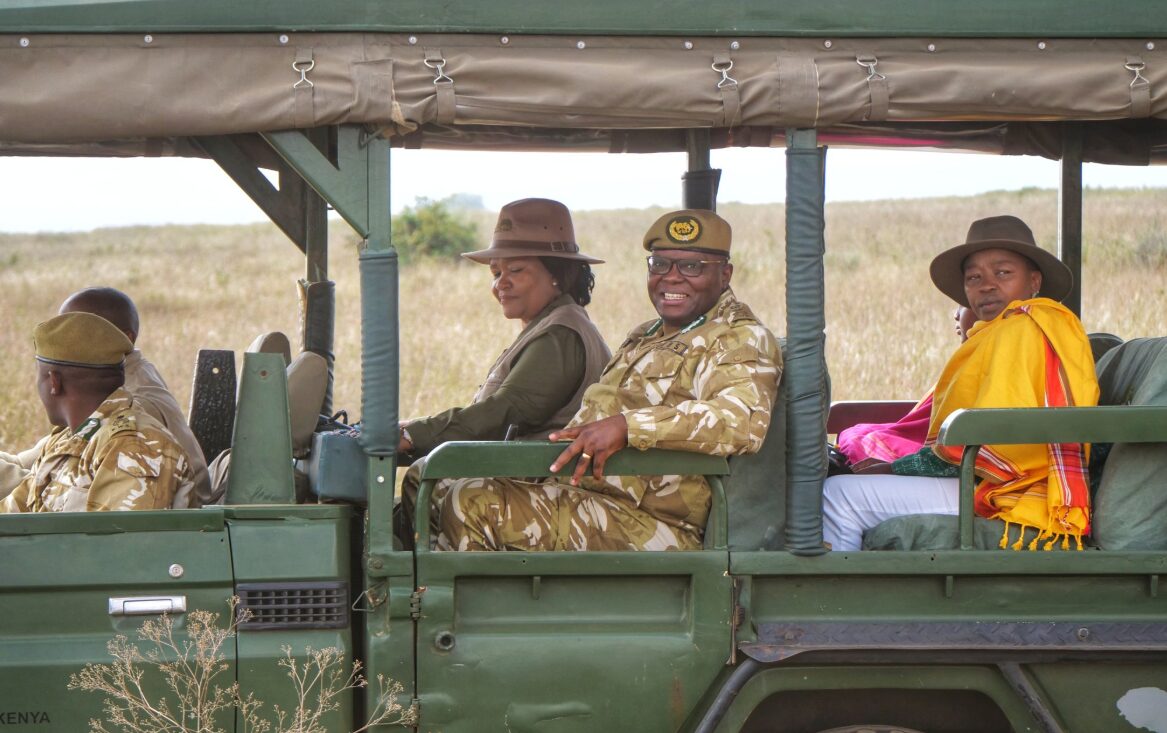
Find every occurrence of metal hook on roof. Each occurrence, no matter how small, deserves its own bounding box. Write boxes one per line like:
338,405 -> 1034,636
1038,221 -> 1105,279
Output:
1126,59 -> 1149,88
425,55 -> 454,86
712,58 -> 737,89
292,58 -> 315,89
856,55 -> 886,82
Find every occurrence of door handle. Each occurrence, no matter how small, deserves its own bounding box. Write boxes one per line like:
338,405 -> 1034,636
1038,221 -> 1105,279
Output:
108,595 -> 188,616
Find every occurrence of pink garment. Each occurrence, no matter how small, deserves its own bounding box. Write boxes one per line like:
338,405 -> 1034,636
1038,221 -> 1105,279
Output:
836,393 -> 933,465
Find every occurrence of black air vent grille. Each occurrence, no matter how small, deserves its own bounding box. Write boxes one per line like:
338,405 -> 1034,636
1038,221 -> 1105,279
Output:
236,581 -> 348,630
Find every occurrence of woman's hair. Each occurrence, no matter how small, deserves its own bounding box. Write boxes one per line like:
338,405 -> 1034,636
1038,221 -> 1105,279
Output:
540,257 -> 596,307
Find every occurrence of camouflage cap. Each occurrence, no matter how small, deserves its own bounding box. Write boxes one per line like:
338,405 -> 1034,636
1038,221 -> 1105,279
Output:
642,209 -> 732,256
34,312 -> 132,368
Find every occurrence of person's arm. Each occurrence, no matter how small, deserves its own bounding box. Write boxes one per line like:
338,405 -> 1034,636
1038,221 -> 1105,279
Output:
0,475 -> 36,513
404,327 -> 586,455
624,323 -> 782,457
0,438 -> 45,499
85,435 -> 184,511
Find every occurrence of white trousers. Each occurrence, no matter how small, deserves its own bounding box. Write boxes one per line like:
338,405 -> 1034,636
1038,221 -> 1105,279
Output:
822,474 -> 960,551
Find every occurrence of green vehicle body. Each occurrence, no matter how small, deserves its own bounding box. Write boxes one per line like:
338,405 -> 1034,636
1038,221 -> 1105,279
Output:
1,3 -> 1166,732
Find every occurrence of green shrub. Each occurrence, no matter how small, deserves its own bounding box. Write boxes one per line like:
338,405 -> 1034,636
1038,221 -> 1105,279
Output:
392,197 -> 479,262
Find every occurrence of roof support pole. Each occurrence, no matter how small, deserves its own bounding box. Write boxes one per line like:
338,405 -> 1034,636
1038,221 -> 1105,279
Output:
297,128 -> 335,415
1058,124 -> 1084,317
265,126 -> 409,704
784,129 -> 829,555
683,129 -> 721,211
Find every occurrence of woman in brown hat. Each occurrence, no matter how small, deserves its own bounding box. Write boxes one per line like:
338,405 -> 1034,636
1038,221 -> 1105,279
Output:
394,199 -> 611,545
822,215 -> 1100,552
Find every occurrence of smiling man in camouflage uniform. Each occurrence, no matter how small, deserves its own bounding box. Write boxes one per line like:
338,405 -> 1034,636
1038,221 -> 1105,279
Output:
437,209 -> 782,551
0,312 -> 194,513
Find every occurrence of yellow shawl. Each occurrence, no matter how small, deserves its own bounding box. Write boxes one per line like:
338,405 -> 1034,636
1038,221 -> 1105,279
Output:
927,298 -> 1099,549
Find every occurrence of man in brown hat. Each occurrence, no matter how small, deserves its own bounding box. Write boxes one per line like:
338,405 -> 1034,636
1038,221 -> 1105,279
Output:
0,287 -> 209,507
0,312 -> 195,513
436,209 -> 782,551
822,215 -> 1099,551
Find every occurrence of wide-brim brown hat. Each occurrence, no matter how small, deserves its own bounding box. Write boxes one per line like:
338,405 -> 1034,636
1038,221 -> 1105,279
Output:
462,198 -> 604,264
929,215 -> 1073,307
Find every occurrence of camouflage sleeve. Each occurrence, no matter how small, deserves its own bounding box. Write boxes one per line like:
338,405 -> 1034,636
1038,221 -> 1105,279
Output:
85,433 -> 186,511
0,475 -> 36,513
624,324 -> 782,456
0,439 -> 43,499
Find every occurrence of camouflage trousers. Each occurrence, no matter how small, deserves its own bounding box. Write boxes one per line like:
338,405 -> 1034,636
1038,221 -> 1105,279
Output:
435,477 -> 703,552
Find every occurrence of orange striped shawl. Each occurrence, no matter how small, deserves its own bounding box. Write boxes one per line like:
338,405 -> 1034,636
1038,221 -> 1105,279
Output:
927,298 -> 1100,548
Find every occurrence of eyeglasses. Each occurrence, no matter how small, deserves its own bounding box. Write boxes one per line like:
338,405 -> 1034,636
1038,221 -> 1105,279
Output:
646,254 -> 727,277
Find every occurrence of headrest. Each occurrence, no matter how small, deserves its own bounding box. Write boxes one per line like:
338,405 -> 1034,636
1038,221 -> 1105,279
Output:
246,331 -> 292,367
287,351 -> 328,454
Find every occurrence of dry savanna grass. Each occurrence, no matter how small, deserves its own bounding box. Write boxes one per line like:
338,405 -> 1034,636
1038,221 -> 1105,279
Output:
1,187 -> 1165,450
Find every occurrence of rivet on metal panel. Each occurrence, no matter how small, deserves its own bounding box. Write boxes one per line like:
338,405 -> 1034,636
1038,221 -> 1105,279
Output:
927,43 -> 937,52
500,36 -> 509,45
576,40 -> 586,50
143,35 -> 154,44
823,40 -> 833,49
730,41 -> 741,50
1148,42 -> 1157,51
408,36 -> 418,45
434,630 -> 456,651
376,475 -> 386,484
1076,627 -> 1090,641
279,34 -> 290,45
19,37 -> 29,48
168,564 -> 184,579
1037,41 -> 1048,50
684,40 -> 694,50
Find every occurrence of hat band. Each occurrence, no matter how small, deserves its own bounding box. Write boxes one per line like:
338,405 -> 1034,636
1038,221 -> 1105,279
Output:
487,239 -> 579,254
36,355 -> 125,370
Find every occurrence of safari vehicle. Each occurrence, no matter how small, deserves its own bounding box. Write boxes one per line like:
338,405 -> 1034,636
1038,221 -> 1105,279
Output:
1,2 -> 1166,732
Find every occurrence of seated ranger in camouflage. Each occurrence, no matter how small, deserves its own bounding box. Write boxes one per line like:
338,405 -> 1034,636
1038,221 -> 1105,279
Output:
437,209 -> 782,551
0,287 -> 209,507
0,312 -> 195,513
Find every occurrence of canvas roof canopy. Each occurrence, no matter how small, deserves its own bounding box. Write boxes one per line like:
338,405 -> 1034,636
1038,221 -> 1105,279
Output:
0,1 -> 1165,163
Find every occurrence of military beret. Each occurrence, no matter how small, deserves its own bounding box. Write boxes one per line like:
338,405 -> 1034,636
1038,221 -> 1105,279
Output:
34,312 -> 132,368
642,209 -> 732,256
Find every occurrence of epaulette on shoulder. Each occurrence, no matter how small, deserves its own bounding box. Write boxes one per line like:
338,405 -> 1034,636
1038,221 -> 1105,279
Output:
721,300 -> 759,325
107,412 -> 138,436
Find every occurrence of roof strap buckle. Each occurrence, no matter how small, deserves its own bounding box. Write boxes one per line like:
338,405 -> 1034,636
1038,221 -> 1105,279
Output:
712,57 -> 738,89
856,55 -> 885,82
292,56 -> 315,90
425,53 -> 454,86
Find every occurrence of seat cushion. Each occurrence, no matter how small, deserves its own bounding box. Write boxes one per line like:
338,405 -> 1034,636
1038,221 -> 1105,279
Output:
1092,337 -> 1167,550
863,514 -> 1078,551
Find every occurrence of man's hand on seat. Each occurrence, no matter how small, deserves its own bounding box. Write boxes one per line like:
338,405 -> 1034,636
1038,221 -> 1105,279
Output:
549,415 -> 629,486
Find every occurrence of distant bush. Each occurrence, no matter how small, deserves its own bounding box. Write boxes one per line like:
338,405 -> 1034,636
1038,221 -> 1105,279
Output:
392,197 -> 479,262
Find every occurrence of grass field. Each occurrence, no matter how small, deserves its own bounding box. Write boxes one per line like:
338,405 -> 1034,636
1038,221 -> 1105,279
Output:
1,187 -> 1164,450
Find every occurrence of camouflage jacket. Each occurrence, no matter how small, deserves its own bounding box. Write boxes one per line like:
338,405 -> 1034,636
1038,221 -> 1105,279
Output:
569,288 -> 782,535
0,388 -> 194,513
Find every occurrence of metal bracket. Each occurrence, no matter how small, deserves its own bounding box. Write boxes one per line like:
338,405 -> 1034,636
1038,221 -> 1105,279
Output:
261,125 -> 391,250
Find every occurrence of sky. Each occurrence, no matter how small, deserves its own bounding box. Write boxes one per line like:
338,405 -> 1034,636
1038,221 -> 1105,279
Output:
2,148 -> 1167,233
